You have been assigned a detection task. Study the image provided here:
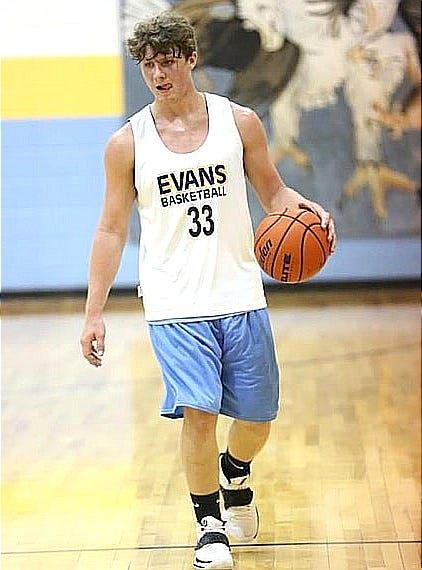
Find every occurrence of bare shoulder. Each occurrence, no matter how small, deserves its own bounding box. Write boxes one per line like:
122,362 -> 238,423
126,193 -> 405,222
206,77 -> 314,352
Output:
230,101 -> 267,146
105,122 -> 134,168
231,101 -> 260,129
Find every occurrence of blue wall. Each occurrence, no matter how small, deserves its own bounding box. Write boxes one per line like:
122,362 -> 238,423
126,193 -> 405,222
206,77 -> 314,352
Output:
2,114 -> 420,293
2,117 -> 140,292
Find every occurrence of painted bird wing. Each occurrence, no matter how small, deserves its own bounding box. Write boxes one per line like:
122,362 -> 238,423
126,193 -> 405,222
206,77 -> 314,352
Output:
229,41 -> 300,108
120,0 -> 171,41
176,0 -> 300,107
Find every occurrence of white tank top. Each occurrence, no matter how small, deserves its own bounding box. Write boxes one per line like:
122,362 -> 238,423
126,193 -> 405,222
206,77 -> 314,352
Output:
129,93 -> 266,321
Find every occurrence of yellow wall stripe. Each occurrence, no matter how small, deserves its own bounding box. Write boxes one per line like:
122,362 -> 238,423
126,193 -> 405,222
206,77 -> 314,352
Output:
2,55 -> 124,119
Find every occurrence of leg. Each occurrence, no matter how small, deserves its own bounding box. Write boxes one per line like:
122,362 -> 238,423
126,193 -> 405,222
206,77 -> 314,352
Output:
219,420 -> 271,543
148,322 -> 234,567
182,407 -> 233,569
217,310 -> 279,543
227,419 -> 271,462
181,407 -> 219,495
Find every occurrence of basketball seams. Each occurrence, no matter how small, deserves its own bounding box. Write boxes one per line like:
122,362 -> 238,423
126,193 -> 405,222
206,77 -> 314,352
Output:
269,218 -> 298,278
298,226 -> 325,281
268,210 -> 324,280
296,210 -> 313,282
286,211 -> 329,266
254,208 -> 288,247
269,213 -> 324,234
306,225 -> 328,264
257,208 -> 317,231
254,214 -> 283,249
298,228 -> 307,282
254,208 -> 330,283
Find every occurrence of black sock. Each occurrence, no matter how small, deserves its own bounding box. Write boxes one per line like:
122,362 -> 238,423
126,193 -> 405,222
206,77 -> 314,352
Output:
221,449 -> 251,479
220,450 -> 253,508
190,491 -> 222,524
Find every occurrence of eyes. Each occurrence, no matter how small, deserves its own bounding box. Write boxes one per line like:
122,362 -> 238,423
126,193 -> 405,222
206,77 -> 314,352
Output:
143,58 -> 176,70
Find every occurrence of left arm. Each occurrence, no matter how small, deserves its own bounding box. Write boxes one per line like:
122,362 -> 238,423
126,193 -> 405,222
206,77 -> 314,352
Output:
232,102 -> 336,252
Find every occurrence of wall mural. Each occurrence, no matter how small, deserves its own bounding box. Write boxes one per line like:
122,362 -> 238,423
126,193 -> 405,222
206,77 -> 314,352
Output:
120,0 -> 421,243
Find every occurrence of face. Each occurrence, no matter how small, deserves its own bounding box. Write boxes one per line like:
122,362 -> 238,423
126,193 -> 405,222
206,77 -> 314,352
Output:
140,45 -> 197,101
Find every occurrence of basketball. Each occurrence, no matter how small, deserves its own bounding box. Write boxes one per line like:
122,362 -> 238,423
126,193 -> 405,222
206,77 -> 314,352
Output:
254,207 -> 331,283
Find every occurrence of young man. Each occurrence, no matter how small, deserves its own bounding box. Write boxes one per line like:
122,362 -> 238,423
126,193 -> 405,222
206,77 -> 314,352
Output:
80,11 -> 336,569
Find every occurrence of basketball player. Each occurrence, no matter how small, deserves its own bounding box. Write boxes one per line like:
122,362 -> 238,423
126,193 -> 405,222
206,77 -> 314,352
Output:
80,11 -> 336,569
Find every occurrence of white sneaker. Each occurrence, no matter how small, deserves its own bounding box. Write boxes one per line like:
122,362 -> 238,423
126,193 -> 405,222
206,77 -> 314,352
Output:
219,455 -> 259,543
193,516 -> 234,569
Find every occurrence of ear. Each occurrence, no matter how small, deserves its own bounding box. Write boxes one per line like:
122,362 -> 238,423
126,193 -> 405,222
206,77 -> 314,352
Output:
188,51 -> 198,70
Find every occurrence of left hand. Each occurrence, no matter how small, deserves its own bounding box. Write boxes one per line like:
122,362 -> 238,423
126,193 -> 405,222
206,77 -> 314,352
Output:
299,199 -> 337,254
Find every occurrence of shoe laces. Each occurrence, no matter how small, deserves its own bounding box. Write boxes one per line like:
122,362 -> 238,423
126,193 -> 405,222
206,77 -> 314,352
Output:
198,516 -> 226,536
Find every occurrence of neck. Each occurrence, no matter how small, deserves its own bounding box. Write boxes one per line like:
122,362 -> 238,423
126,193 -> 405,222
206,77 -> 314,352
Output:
152,88 -> 205,120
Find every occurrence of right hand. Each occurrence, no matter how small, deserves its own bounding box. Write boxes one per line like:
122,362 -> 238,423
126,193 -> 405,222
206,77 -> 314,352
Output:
80,316 -> 106,367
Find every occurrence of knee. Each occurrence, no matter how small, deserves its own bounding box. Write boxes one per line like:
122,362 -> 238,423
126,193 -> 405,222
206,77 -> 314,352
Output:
183,407 -> 217,437
235,419 -> 271,438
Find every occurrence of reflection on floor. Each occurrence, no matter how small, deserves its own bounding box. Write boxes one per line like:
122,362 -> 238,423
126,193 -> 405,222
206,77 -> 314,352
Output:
2,285 -> 421,569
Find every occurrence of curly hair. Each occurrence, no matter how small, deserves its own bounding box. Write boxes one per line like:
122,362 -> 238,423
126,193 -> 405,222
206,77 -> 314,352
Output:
127,11 -> 197,63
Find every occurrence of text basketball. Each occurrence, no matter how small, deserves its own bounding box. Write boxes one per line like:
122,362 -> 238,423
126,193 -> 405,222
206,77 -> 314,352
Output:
254,207 -> 331,283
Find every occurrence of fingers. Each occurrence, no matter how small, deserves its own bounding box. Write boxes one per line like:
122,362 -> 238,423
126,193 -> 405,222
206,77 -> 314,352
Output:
326,216 -> 337,254
80,329 -> 105,368
90,339 -> 104,368
317,209 -> 337,254
95,335 -> 105,358
299,201 -> 337,254
318,209 -> 330,229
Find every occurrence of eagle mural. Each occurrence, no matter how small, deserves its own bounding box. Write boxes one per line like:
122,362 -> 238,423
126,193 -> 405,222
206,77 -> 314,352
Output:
120,0 -> 421,232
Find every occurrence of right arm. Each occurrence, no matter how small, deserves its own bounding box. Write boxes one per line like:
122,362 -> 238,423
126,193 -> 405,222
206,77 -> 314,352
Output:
80,123 -> 136,367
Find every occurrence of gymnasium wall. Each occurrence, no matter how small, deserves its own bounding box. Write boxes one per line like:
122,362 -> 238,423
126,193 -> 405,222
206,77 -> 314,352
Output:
1,0 -> 138,292
1,0 -> 421,293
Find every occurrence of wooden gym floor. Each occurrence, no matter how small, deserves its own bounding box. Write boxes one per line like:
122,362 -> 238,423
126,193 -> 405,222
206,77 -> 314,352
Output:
1,284 -> 421,569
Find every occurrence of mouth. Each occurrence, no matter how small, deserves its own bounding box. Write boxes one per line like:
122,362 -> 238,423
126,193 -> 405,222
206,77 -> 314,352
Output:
156,83 -> 172,92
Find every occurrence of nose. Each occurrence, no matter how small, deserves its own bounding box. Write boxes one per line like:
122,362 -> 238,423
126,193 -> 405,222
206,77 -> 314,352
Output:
152,63 -> 166,81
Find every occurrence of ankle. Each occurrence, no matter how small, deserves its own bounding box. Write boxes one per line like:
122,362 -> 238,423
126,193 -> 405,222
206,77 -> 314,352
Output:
221,450 -> 251,480
190,490 -> 222,524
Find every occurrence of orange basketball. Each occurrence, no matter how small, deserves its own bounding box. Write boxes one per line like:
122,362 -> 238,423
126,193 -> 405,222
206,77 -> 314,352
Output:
254,207 -> 331,283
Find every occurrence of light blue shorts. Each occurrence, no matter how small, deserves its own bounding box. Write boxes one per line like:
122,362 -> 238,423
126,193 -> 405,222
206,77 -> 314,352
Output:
148,309 -> 280,421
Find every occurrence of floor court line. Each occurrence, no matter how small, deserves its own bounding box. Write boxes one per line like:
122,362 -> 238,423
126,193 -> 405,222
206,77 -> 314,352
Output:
3,539 -> 421,556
